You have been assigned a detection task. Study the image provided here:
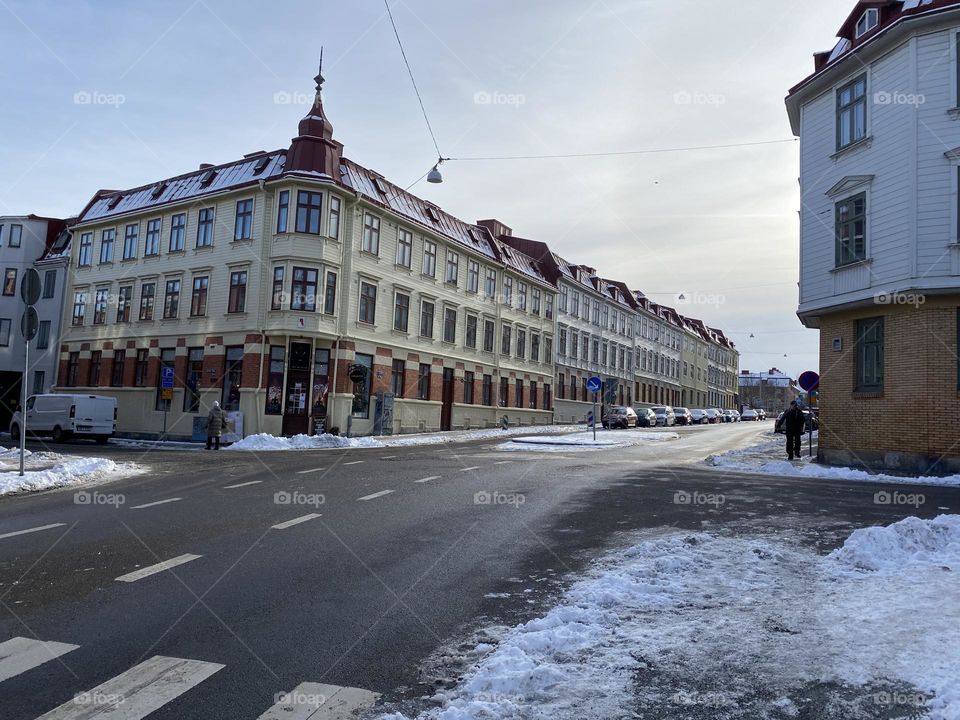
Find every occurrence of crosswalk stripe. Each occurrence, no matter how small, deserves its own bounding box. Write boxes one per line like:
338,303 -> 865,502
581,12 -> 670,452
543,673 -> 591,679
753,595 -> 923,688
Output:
115,554 -> 202,583
256,682 -> 380,720
35,655 -> 224,719
271,514 -> 322,530
357,490 -> 393,501
222,480 -> 262,489
295,467 -> 325,474
129,498 -> 181,510
414,476 -> 440,483
0,637 -> 79,682
0,523 -> 66,540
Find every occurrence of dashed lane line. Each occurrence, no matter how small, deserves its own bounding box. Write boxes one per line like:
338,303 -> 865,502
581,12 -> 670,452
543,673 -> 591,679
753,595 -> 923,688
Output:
460,466 -> 481,472
296,467 -> 326,474
115,554 -> 202,583
0,523 -> 66,540
342,461 -> 365,466
222,480 -> 263,489
130,498 -> 182,510
271,513 -> 322,530
414,476 -> 440,483
357,490 -> 394,501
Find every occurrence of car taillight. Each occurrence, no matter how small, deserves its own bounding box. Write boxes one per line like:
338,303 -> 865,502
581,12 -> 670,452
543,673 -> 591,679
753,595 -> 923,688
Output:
69,405 -> 76,418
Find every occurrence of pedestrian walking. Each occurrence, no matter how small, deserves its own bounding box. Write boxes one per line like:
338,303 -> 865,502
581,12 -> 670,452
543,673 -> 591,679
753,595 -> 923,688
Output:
206,401 -> 225,450
783,400 -> 805,460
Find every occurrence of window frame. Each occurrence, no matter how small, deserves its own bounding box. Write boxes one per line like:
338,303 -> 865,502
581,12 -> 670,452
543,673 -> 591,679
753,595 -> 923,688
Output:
422,241 -> 437,278
144,218 -> 161,256
855,317 -> 884,392
290,266 -> 318,312
358,281 -> 378,325
835,192 -> 867,267
99,228 -> 115,263
394,291 -> 410,333
163,278 -> 181,319
419,299 -> 435,338
836,73 -> 868,152
362,213 -> 381,254
78,233 -> 93,266
196,208 -> 214,247
8,224 -> 21,248
139,282 -> 156,321
169,213 -> 186,252
228,270 -> 247,313
122,223 -> 139,260
190,276 -> 209,317
277,190 -> 290,234
295,190 -> 323,235
234,198 -> 254,240
396,228 -> 413,268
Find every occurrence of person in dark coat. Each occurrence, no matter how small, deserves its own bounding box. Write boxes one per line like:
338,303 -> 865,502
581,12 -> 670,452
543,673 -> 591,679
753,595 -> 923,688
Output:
783,400 -> 806,460
206,401 -> 225,450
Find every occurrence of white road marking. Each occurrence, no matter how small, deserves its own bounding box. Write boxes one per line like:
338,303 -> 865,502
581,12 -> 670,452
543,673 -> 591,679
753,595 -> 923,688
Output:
0,637 -> 79,682
271,513 -> 322,530
0,523 -> 66,541
296,467 -> 326,475
35,654 -> 223,719
129,498 -> 182,510
222,480 -> 263,489
380,455 -> 397,459
460,466 -> 481,472
115,554 -> 202,583
342,461 -> 364,466
494,461 -> 513,465
414,476 -> 440,484
357,490 -> 394,501
256,682 -> 380,720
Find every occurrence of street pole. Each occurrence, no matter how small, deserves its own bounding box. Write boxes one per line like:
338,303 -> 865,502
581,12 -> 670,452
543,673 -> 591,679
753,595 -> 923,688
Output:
592,392 -> 597,442
19,341 -> 28,477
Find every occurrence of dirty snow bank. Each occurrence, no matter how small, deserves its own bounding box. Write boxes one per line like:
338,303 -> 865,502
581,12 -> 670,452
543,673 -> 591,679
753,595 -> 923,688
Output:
497,429 -> 679,452
225,433 -> 384,451
380,515 -> 960,720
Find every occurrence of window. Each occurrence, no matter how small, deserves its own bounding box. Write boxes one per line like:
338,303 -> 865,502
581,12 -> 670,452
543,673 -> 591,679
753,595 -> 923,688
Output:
445,251 -> 459,285
163,279 -> 181,319
234,199 -> 253,240
467,260 -> 479,293
184,347 -> 204,412
546,294 -> 554,319
532,288 -> 541,315
196,209 -> 214,247
397,228 -> 413,268
67,352 -> 80,386
277,190 -> 290,233
291,267 -> 318,311
529,381 -> 538,410
482,375 -> 493,405
264,346 -> 285,415
503,277 -> 513,306
518,283 -> 527,311
559,327 -> 567,356
222,346 -> 244,411
156,348 -> 176,411
418,363 -> 431,400
116,285 -> 132,322
359,281 -> 377,324
36,320 -> 50,349
328,196 -> 341,239
362,214 -> 380,254
32,371 -> 45,395
145,219 -> 161,256
484,268 -> 497,298
516,328 -> 526,358
169,213 -> 186,251
190,276 -> 208,316
422,241 -> 437,277
856,317 -> 884,391
272,267 -> 285,310
501,324 -> 512,355
559,285 -> 568,313
570,330 -> 578,360
226,270 -> 247,313
122,224 -> 138,259
88,351 -> 101,386
72,291 -> 86,325
392,358 -> 406,397
100,229 -> 115,263
544,383 -> 552,410
0,318 -> 9,346
420,300 -> 435,338
499,376 -> 508,407
571,291 -> 579,316
836,73 -> 867,151
93,288 -> 108,324
324,271 -> 337,314
483,319 -> 495,352
8,224 -> 21,247
531,333 -> 540,362
466,314 -> 478,348
2,268 -> 16,296
78,233 -> 93,266
394,292 -> 410,332
139,282 -> 155,320
296,191 -> 323,234
855,8 -> 878,38
836,193 -> 867,266
111,350 -> 126,386
135,349 -> 149,386
544,336 -> 552,363
443,307 -> 457,343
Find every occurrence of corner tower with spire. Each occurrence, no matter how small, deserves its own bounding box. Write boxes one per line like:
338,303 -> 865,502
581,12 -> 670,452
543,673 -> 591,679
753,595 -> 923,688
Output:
286,52 -> 343,176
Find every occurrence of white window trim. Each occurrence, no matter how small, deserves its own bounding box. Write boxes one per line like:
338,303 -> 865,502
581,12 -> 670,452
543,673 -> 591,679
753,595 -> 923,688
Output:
855,8 -> 878,39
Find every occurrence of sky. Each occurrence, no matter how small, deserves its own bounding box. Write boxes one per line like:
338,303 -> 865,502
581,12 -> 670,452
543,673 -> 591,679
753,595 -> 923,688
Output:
0,0 -> 854,379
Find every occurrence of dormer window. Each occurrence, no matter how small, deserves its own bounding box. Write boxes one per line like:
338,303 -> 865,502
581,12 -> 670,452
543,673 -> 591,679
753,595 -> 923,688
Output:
252,156 -> 270,175
150,182 -> 167,199
372,176 -> 388,195
425,206 -> 440,223
199,168 -> 217,185
855,8 -> 879,38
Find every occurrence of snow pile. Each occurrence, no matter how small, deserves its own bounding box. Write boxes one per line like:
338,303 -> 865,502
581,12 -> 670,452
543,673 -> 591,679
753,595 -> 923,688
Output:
381,425 -> 581,447
0,452 -> 145,496
709,434 -> 960,486
497,429 -> 679,452
381,516 -> 960,720
225,433 -> 384,451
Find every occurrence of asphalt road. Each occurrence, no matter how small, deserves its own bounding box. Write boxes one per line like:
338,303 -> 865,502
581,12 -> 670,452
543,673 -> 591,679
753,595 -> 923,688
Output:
0,423 -> 957,719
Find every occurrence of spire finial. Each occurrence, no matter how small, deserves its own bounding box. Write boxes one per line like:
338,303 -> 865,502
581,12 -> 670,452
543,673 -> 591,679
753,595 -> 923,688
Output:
314,47 -> 324,94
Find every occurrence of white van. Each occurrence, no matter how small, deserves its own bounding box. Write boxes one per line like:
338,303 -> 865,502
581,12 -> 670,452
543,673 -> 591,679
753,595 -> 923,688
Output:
10,394 -> 117,444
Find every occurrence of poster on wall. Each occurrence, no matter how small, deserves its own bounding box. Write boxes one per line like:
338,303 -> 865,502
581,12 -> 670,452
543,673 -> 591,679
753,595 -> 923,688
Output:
223,412 -> 244,443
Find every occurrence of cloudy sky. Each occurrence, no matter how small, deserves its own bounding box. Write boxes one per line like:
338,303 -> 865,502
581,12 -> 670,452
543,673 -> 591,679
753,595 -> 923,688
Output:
0,0 -> 852,378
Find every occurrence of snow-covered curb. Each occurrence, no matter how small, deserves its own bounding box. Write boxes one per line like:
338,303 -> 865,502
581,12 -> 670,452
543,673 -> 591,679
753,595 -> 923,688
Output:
380,515 -> 960,719
497,429 -> 680,452
708,433 -> 960,487
0,451 -> 146,496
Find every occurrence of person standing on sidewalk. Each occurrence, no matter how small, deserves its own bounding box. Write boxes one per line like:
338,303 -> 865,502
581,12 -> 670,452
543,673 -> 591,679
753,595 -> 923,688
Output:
783,400 -> 806,461
206,401 -> 225,450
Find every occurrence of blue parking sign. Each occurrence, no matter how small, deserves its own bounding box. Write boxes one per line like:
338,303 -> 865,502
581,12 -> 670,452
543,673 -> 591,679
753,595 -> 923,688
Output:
161,366 -> 175,389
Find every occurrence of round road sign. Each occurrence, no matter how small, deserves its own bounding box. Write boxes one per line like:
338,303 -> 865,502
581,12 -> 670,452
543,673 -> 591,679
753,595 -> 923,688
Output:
20,268 -> 41,306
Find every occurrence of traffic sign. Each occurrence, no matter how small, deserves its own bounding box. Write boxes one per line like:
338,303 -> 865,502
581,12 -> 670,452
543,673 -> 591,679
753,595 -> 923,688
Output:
20,307 -> 39,340
586,376 -> 602,394
20,268 -> 41,306
798,371 -> 820,392
161,366 -> 175,389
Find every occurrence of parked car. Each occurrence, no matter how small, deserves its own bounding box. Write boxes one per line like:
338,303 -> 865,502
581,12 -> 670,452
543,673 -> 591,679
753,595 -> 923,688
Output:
651,406 -> 676,427
673,407 -> 693,426
689,408 -> 709,424
634,407 -> 658,428
775,409 -> 819,434
704,408 -> 721,424
721,409 -> 738,423
10,394 -> 117,444
602,405 -> 638,429
740,408 -> 759,421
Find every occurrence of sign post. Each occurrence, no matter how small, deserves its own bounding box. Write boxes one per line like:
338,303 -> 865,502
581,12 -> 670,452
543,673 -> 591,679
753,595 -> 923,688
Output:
161,366 -> 175,439
798,371 -> 820,459
18,269 -> 41,476
586,376 -> 602,442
